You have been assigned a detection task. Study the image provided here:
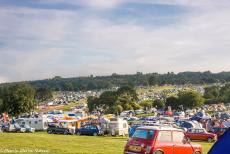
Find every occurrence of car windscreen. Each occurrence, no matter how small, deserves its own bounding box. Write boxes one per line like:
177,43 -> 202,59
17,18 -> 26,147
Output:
132,129 -> 155,139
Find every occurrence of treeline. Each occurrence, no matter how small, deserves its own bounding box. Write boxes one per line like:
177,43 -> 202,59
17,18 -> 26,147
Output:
1,71 -> 230,92
88,84 -> 230,114
87,85 -> 205,114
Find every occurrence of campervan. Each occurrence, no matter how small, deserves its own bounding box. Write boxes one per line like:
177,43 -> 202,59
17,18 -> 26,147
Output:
108,118 -> 128,136
16,115 -> 49,131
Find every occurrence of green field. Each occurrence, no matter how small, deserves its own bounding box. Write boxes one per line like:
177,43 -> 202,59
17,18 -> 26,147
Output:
0,132 -> 213,154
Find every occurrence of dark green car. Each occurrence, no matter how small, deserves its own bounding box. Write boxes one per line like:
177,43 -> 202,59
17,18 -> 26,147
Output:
47,124 -> 73,135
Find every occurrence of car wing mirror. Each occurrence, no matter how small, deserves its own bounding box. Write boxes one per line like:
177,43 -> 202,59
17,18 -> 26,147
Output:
183,137 -> 190,144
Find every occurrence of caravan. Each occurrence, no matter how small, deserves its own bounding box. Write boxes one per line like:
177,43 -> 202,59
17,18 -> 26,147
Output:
16,115 -> 49,131
108,118 -> 129,136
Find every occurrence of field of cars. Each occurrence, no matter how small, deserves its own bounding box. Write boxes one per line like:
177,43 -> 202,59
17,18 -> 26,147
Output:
1,100 -> 230,154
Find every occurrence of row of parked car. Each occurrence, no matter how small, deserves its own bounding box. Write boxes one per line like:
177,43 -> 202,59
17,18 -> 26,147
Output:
1,123 -> 35,133
47,124 -> 102,136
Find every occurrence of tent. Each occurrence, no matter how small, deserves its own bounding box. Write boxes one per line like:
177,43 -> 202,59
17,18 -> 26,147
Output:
208,128 -> 230,154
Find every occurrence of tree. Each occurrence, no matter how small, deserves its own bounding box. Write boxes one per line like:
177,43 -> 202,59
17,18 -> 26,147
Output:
1,83 -> 35,116
114,105 -> 123,114
130,102 -> 141,110
139,100 -> 153,110
148,75 -> 157,86
153,99 -> 165,109
117,85 -> 138,101
165,96 -> 179,110
87,96 -> 99,112
219,84 -> 230,103
204,86 -> 220,100
35,87 -> 53,102
178,90 -> 204,109
0,98 -> 3,113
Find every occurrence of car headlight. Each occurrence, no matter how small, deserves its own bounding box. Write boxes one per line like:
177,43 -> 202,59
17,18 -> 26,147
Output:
141,143 -> 145,148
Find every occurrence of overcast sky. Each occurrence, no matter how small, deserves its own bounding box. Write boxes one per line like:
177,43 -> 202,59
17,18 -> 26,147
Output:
0,0 -> 230,83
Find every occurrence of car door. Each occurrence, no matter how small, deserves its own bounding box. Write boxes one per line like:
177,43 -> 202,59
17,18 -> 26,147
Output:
186,129 -> 195,140
87,126 -> 93,135
56,126 -> 62,133
173,131 -> 193,154
198,129 -> 206,140
192,129 -> 200,140
80,126 -> 87,135
155,130 -> 173,154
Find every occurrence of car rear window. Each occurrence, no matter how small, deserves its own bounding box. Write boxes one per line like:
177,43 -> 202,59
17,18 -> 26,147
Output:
132,129 -> 155,139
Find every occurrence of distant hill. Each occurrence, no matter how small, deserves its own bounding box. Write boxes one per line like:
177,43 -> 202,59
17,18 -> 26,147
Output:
1,71 -> 230,91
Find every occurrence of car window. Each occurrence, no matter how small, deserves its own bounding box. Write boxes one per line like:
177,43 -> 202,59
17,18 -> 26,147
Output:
132,130 -> 155,139
173,131 -> 185,143
195,129 -> 199,133
188,129 -> 194,133
157,131 -> 172,142
198,129 -> 204,133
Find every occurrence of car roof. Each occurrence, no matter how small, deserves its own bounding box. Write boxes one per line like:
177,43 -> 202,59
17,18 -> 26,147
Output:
137,126 -> 183,131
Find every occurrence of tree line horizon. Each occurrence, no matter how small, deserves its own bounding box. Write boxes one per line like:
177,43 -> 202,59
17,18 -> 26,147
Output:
1,71 -> 230,91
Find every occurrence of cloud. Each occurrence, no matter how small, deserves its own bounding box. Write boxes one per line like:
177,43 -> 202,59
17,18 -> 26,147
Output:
0,1 -> 230,82
0,76 -> 9,83
83,0 -> 123,9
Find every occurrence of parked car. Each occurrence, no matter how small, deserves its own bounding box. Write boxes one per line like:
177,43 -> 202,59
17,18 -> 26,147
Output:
185,128 -> 217,142
76,125 -> 102,136
124,126 -> 202,154
20,124 -> 35,133
47,124 -> 74,135
209,127 -> 228,138
177,120 -> 201,131
1,123 -> 26,133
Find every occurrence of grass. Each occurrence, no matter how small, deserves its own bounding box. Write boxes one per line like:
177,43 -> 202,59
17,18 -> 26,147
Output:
0,132 -> 213,154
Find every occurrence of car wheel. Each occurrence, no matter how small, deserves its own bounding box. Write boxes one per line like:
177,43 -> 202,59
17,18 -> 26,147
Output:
208,137 -> 213,143
47,130 -> 52,134
64,131 -> 68,135
154,150 -> 164,154
93,132 -> 98,136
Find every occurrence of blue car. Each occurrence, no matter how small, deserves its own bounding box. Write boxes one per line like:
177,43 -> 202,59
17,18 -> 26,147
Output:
76,125 -> 102,136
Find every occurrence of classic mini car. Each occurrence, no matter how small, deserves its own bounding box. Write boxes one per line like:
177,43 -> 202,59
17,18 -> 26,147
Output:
124,126 -> 202,154
47,124 -> 74,135
185,128 -> 217,142
75,125 -> 102,136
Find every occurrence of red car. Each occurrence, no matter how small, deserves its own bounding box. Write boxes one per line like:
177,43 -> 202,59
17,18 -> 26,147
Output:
209,127 -> 228,138
185,128 -> 217,143
124,126 -> 202,154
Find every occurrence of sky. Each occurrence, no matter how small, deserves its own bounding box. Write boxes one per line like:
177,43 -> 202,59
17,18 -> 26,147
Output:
0,0 -> 230,83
